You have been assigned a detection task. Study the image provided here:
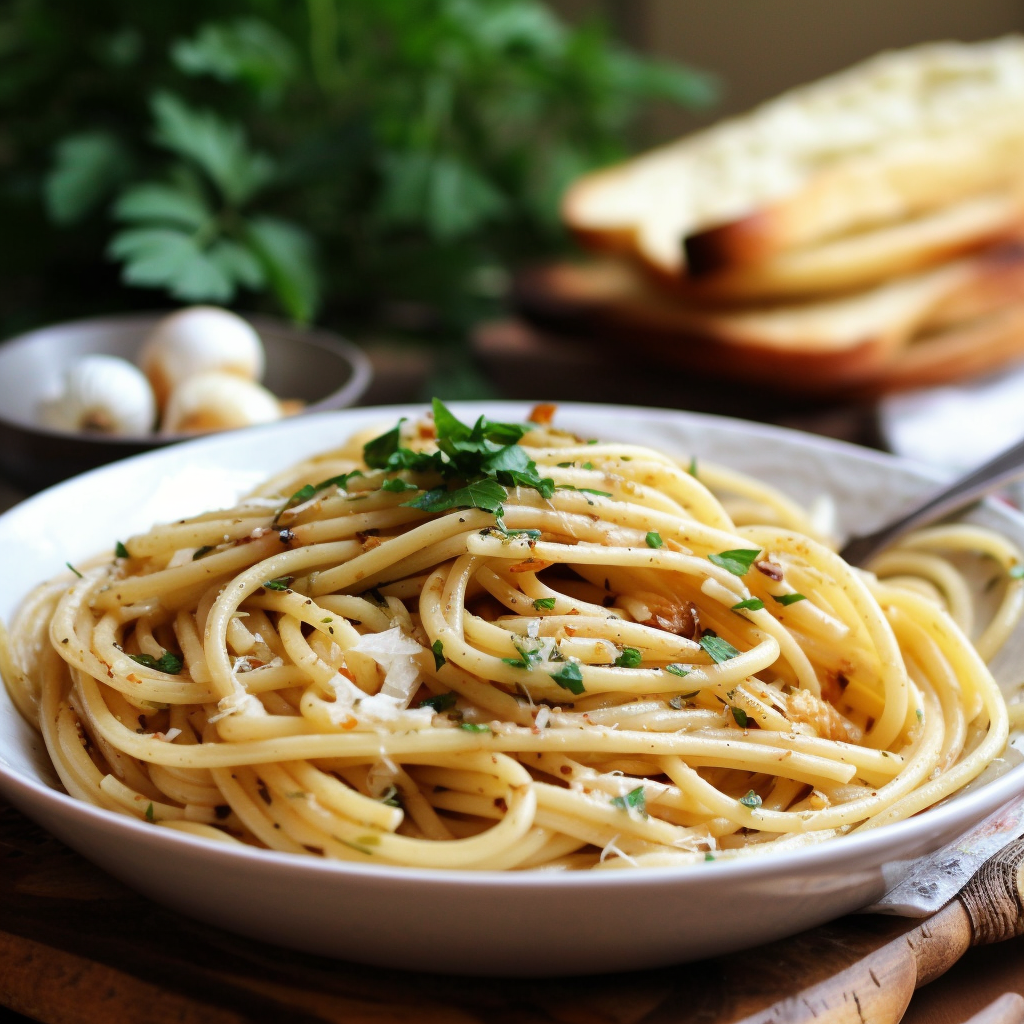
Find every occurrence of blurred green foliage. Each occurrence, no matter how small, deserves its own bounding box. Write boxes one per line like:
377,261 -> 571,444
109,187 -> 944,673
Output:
0,0 -> 713,336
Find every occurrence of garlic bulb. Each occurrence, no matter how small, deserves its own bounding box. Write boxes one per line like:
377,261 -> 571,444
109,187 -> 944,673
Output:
37,355 -> 157,436
161,371 -> 282,434
139,307 -> 265,408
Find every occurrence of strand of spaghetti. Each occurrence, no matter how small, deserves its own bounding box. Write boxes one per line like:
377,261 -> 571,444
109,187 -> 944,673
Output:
741,526 -> 911,749
74,676 -> 863,785
202,540 -> 361,701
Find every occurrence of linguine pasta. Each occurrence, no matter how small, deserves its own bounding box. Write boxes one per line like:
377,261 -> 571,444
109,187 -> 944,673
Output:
2,402 -> 1022,871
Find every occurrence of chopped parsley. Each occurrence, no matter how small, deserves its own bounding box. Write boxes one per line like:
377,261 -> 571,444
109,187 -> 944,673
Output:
431,639 -> 446,670
418,691 -> 457,712
610,786 -> 647,818
381,477 -> 418,493
550,661 -> 585,695
665,663 -> 691,677
503,638 -> 546,670
731,706 -> 749,728
263,576 -> 292,591
708,548 -> 761,577
614,647 -> 643,668
574,487 -> 612,498
459,721 -> 491,733
66,562 -> 84,578
362,399 -> 555,518
192,545 -> 214,560
128,651 -> 184,674
145,802 -> 156,823
699,631 -> 741,663
773,593 -> 807,606
1011,565 -> 1024,579
687,457 -> 698,478
739,790 -> 762,809
731,597 -> 764,612
532,597 -> 557,611
279,471 -> 364,515
645,531 -> 664,549
582,462 -> 594,471
488,521 -> 542,541
114,541 -> 130,559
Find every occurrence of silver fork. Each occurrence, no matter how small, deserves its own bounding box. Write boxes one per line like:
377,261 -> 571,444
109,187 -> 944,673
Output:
839,436 -> 1024,567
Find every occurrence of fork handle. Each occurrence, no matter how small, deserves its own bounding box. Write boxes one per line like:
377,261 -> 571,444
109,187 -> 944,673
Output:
960,835 -> 1024,946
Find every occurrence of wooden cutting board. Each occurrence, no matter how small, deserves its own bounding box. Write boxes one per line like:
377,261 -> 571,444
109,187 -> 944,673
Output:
4,796 -> 1021,1024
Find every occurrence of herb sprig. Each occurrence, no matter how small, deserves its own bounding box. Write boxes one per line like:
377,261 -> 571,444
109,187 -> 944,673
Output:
363,399 -> 555,517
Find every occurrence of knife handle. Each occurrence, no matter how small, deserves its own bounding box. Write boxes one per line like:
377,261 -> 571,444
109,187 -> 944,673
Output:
958,835 -> 1024,946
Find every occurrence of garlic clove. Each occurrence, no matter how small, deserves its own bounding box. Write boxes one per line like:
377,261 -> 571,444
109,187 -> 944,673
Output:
139,306 -> 265,409
37,354 -> 157,436
161,371 -> 282,435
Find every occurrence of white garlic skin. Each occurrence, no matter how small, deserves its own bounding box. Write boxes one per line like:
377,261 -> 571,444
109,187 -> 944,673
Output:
139,306 -> 265,408
38,354 -> 157,436
161,371 -> 282,434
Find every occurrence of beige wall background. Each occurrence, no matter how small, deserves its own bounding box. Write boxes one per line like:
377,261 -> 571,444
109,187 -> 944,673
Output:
551,1 -> 1024,140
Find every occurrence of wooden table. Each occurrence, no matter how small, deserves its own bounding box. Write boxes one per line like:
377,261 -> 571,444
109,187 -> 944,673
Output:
1,336 -> 1022,1023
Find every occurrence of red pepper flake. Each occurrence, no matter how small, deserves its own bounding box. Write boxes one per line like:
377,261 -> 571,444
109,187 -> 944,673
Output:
528,403 -> 557,426
509,558 -> 553,574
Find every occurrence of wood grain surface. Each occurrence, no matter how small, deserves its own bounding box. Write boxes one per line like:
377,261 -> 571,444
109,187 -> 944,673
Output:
0,797 -> 1021,1024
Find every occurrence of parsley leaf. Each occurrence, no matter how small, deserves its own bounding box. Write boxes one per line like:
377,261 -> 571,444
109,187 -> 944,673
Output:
115,541 -> 130,559
129,651 -> 184,674
731,597 -> 764,612
431,639 -> 445,670
263,576 -> 292,591
550,661 -> 585,695
66,562 -> 84,578
532,597 -> 557,611
610,786 -> 647,818
459,721 -> 490,733
739,790 -> 762,809
687,457 -> 698,478
192,545 -> 214,560
773,593 -> 807,606
665,663 -> 691,677
418,691 -> 457,712
614,647 -> 643,668
698,631 -> 741,663
404,479 -> 507,515
731,706 -> 749,727
1010,564 -> 1024,580
381,477 -> 418,493
645,531 -> 664,549
708,548 -> 761,576
145,802 -> 156,823
364,421 -> 406,469
280,471 -> 364,514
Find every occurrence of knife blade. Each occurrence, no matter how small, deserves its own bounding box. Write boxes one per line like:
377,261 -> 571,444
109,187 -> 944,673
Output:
864,792 -> 1024,917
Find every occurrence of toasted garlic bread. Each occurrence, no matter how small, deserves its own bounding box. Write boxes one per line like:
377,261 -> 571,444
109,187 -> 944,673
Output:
671,190 -> 1024,302
514,242 -> 1024,393
563,37 -> 1024,282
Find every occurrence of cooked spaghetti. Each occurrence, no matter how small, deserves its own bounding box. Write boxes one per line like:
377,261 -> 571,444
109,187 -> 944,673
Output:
2,401 -> 1022,870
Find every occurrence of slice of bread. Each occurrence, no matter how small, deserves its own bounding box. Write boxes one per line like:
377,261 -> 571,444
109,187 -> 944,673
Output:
671,190 -> 1024,302
563,37 -> 1024,282
514,242 -> 1024,394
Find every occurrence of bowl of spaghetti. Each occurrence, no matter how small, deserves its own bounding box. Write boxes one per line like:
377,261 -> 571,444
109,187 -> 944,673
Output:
1,401 -> 1022,975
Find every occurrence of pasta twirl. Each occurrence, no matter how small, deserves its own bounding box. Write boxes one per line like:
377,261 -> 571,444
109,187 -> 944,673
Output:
2,402 -> 1022,870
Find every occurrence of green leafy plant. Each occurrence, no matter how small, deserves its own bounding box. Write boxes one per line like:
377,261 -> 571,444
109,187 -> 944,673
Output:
0,1 -> 714,333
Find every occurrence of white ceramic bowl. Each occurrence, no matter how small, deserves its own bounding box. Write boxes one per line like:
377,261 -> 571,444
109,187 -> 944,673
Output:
2,402 -> 1023,976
